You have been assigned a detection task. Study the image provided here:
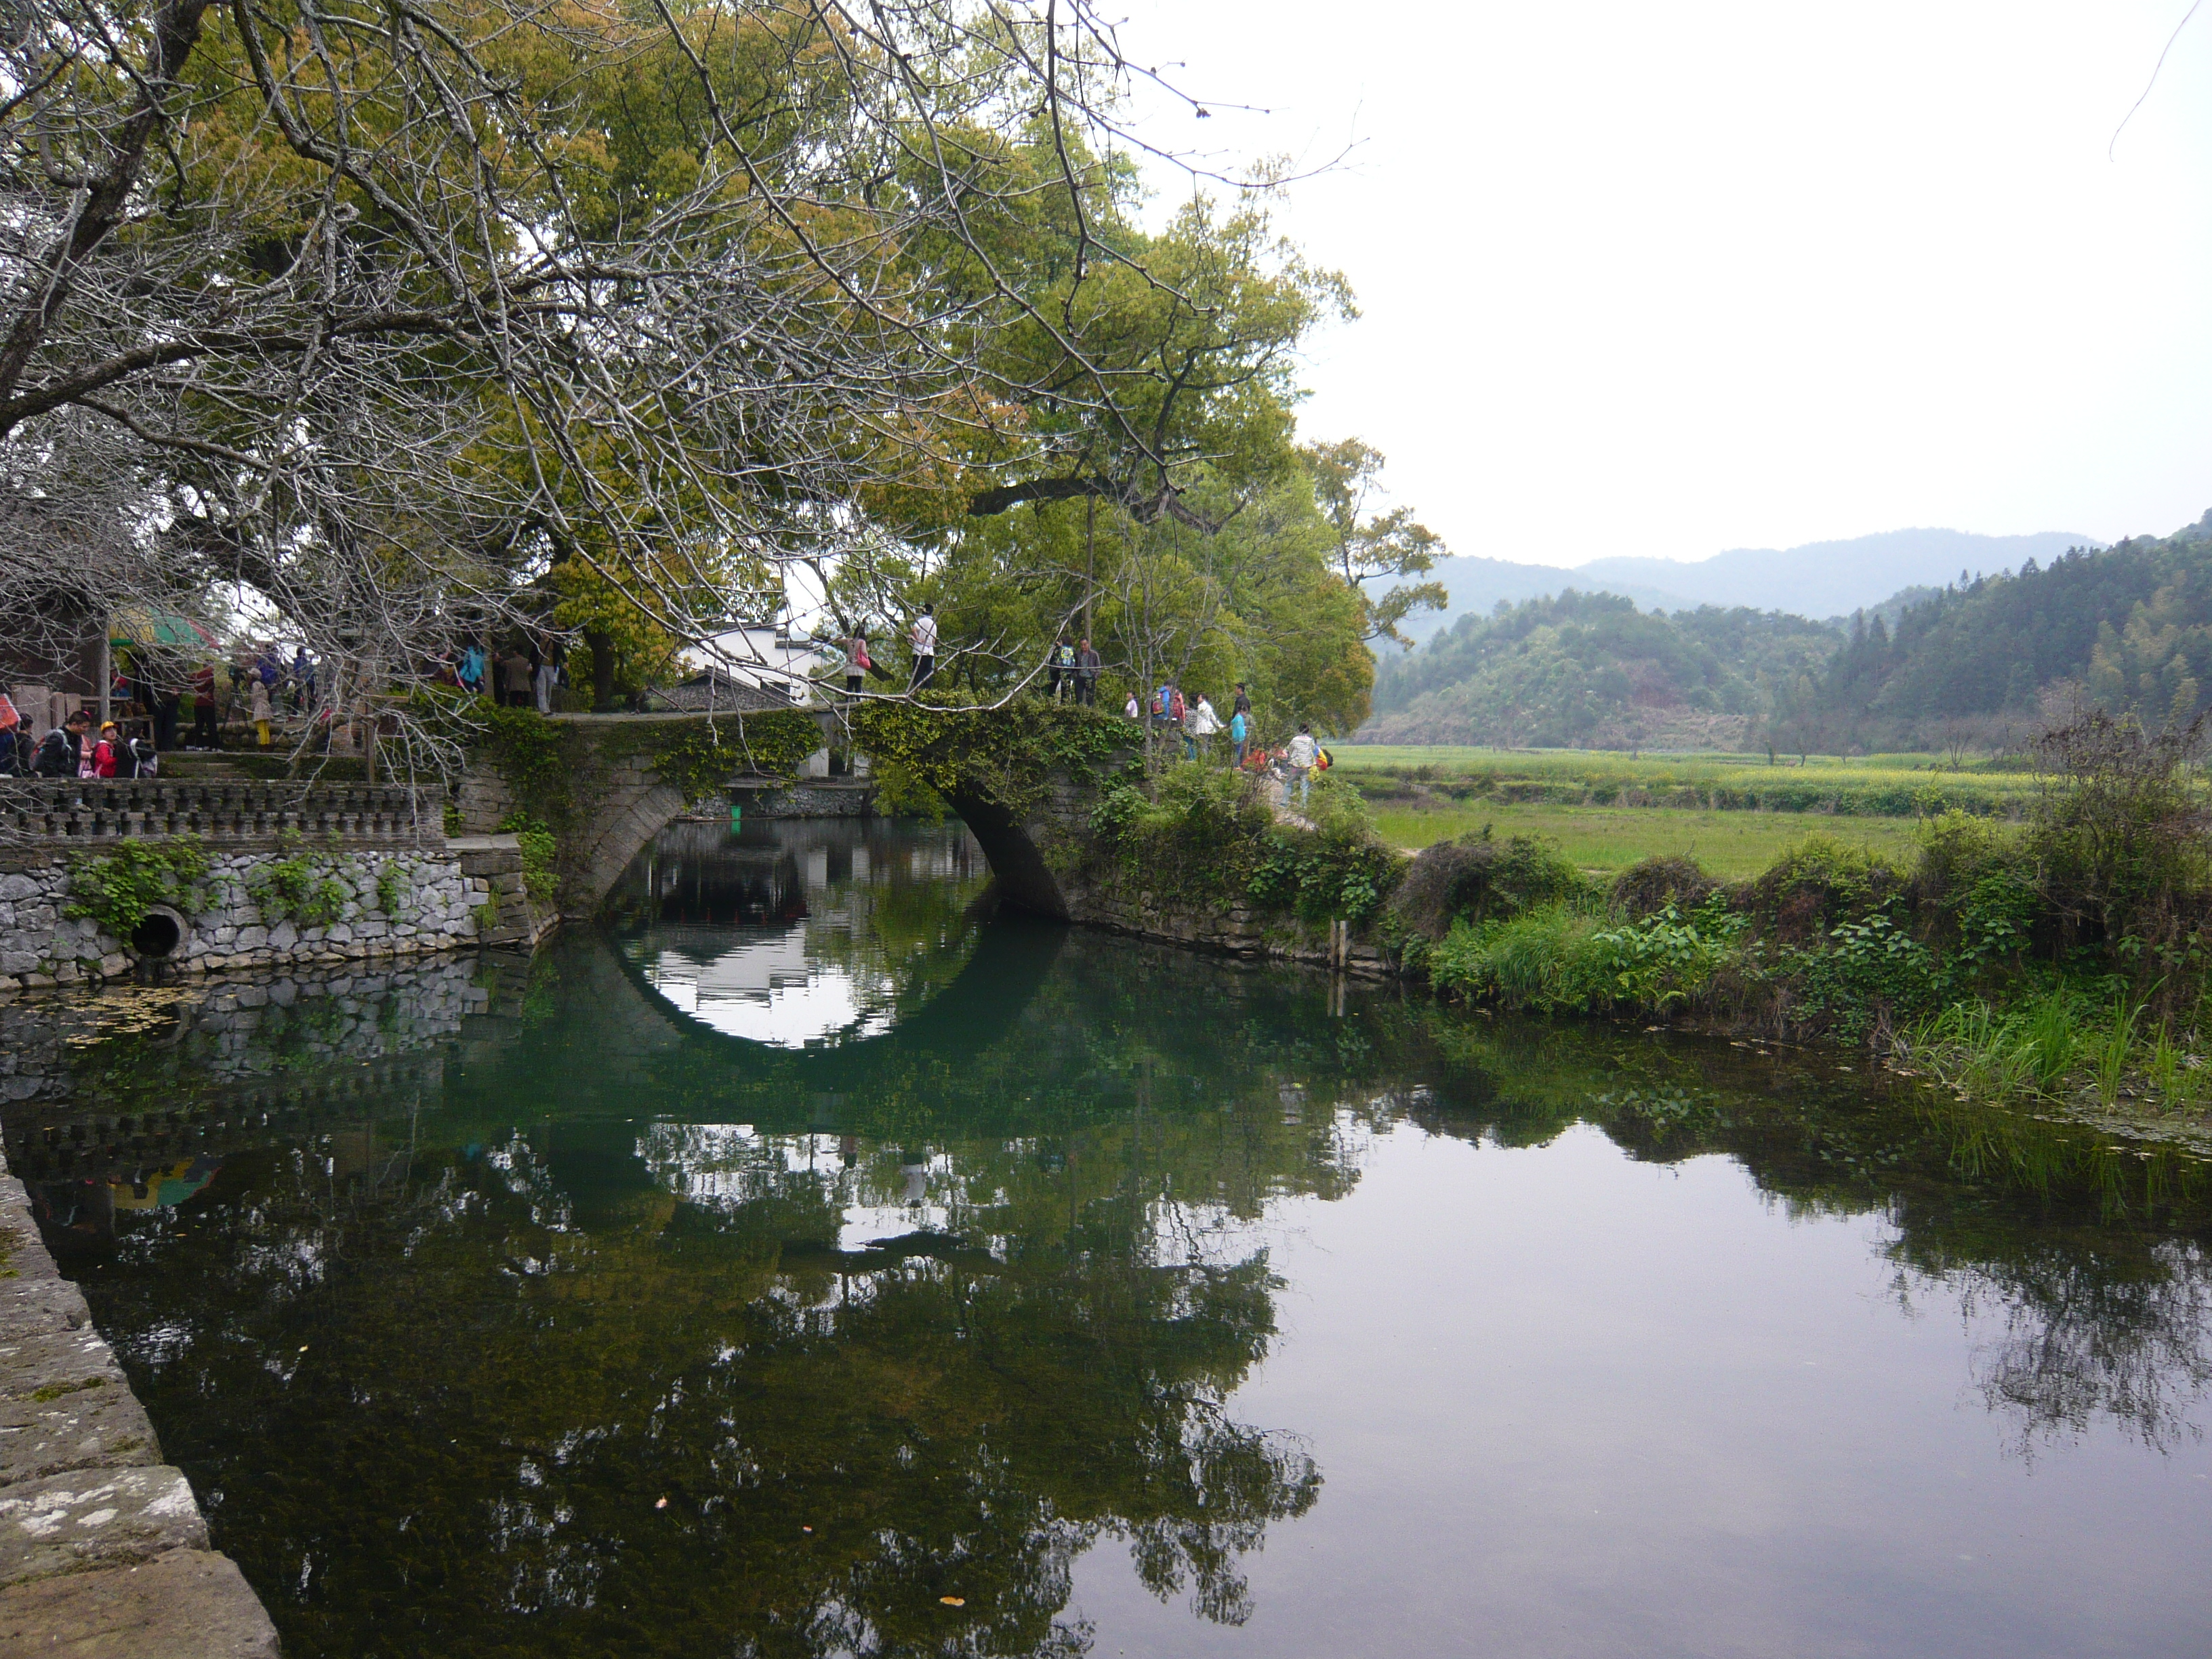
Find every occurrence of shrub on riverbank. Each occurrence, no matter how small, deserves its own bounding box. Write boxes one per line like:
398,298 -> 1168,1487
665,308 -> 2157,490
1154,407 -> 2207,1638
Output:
1401,712 -> 2212,1121
1088,764 -> 1402,926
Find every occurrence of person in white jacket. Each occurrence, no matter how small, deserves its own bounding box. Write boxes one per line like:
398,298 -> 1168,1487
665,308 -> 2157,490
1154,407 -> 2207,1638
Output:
1186,695 -> 1221,761
1285,723 -> 1318,805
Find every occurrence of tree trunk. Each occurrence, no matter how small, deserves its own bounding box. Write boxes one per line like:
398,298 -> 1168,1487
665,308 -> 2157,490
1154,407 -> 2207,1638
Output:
585,629 -> 617,712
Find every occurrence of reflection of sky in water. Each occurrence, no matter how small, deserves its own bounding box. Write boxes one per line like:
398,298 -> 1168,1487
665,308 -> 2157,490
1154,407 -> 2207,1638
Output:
638,931 -> 886,1048
617,821 -> 987,1048
636,1124 -> 960,1244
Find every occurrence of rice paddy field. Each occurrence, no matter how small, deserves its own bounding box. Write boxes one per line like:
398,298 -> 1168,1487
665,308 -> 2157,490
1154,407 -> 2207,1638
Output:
1333,745 -> 2049,818
1335,745 -> 2028,876
1364,799 -> 1931,877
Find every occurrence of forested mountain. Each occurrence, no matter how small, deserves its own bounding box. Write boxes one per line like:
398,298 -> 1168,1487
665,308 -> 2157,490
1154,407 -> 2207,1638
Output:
1771,513 -> 2212,752
1572,527 -> 2093,619
1360,515 -> 2212,753
1364,592 -> 1840,748
1401,527 -> 2092,641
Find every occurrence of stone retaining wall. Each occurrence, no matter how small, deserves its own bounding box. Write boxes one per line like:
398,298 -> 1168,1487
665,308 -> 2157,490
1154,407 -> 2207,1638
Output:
0,838 -> 549,994
0,1151 -> 279,1656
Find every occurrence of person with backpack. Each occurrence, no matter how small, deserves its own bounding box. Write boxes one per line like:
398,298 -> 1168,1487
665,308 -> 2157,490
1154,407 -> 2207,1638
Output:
33,714 -> 81,777
1286,722 -> 1319,807
1049,636 -> 1076,701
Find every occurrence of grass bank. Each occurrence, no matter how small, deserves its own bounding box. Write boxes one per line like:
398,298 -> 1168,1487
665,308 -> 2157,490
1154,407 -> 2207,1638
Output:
1368,714 -> 2212,1150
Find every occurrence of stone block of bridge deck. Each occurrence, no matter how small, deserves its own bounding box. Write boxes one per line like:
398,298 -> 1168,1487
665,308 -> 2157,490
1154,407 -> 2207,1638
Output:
0,1548 -> 278,1658
0,1465 -> 207,1586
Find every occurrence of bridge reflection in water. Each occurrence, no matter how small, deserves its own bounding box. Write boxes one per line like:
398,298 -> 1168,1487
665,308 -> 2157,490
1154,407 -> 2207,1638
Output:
602,819 -> 994,1049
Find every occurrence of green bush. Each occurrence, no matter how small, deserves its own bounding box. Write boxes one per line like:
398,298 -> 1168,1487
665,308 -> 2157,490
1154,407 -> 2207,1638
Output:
1386,830 -> 1594,943
1782,914 -> 1944,1039
248,848 -> 350,929
1429,906 -> 1612,1012
64,838 -> 212,939
375,861 -> 407,919
2023,710 -> 2211,960
1740,834 -> 1908,942
495,813 -> 559,905
1430,897 -> 1746,1014
1914,813 -> 2035,972
1586,901 -> 1746,1009
1086,763 -> 1402,925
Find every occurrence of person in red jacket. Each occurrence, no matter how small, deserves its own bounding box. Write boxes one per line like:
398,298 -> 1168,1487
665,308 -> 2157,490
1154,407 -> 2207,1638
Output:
91,722 -> 120,778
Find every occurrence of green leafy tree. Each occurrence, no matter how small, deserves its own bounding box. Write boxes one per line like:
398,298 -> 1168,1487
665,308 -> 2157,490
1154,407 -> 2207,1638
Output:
1301,438 -> 1448,646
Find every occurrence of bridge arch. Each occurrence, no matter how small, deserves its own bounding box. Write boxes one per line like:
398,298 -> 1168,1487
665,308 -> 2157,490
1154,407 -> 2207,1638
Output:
455,708 -> 1131,922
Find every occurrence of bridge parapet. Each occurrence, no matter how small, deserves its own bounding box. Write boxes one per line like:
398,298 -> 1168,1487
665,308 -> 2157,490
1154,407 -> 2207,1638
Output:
0,779 -> 433,859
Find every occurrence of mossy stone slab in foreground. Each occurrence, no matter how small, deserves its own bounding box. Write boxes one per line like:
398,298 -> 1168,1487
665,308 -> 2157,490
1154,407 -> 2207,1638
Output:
0,1465 -> 205,1586
0,1549 -> 279,1658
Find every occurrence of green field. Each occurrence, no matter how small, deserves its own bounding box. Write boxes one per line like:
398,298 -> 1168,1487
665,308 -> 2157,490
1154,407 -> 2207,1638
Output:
1334,744 -> 2047,819
1367,799 -> 1935,878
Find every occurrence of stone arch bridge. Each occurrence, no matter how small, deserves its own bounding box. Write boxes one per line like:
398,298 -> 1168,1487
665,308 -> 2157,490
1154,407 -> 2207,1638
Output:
455,708 -> 1126,926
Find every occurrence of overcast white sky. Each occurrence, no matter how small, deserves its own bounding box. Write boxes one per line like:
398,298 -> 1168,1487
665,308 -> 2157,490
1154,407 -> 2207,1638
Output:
1104,1 -> 2212,569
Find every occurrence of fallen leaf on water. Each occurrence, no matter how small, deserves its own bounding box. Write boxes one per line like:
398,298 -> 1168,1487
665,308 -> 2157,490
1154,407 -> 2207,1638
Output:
939,1597 -> 965,1607
801,1526 -> 813,1533
655,1498 -> 668,1510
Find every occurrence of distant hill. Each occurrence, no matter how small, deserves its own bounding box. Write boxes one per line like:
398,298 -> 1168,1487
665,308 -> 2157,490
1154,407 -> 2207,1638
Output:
1774,511 -> 2212,753
1400,527 -> 2098,641
1364,591 -> 1841,750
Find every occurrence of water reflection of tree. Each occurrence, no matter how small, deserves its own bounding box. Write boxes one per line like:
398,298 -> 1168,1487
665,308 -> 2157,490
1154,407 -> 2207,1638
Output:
1380,1005 -> 2212,1456
89,1069 -> 1356,1656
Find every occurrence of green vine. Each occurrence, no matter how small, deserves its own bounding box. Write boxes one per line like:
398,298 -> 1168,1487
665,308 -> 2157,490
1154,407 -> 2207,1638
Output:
851,699 -> 1133,816
247,832 -> 350,928
375,861 -> 407,919
434,699 -> 822,834
649,713 -> 820,804
495,813 -> 560,905
64,837 -> 213,939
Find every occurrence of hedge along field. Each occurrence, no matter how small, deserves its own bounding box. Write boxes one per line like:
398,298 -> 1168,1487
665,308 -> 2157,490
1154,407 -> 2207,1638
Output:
1334,745 -> 2052,819
1366,800 -> 1932,877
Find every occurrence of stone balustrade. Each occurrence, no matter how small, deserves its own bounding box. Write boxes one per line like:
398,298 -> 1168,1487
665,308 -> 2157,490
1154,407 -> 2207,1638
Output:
0,779 -> 433,852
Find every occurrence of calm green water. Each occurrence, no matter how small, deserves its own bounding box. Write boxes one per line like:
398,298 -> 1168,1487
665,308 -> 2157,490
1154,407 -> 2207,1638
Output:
7,819 -> 2212,1658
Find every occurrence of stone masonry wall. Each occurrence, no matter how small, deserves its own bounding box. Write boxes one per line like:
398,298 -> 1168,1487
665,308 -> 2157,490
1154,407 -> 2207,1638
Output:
981,771 -> 1396,978
0,846 -> 505,993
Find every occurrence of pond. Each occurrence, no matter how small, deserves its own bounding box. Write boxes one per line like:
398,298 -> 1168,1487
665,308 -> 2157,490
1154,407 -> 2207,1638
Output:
5,817 -> 2211,1658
